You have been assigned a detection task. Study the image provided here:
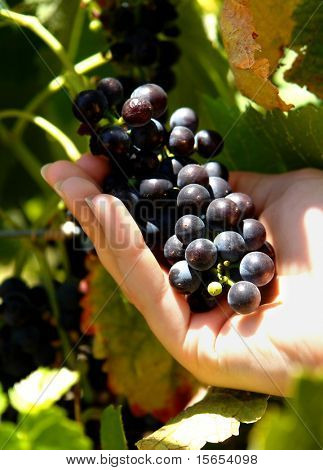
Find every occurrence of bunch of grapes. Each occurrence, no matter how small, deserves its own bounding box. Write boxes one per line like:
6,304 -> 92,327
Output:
73,79 -> 276,315
89,0 -> 180,93
0,277 -> 56,387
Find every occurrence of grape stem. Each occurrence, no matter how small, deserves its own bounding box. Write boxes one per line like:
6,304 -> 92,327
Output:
0,110 -> 80,161
216,262 -> 236,287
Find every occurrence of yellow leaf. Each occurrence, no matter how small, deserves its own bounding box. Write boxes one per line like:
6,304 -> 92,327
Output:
137,387 -> 268,450
220,0 -> 298,110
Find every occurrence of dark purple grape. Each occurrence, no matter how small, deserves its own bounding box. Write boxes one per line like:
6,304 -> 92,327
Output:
228,281 -> 261,315
169,260 -> 201,294
158,41 -> 181,67
169,126 -> 195,157
242,219 -> 266,251
239,252 -> 275,287
226,193 -> 255,220
208,176 -> 232,199
0,277 -> 28,298
131,152 -> 160,178
131,31 -> 158,66
141,221 -> 160,249
160,157 -> 183,184
170,107 -> 198,132
195,129 -> 224,158
185,238 -> 217,271
96,125 -> 131,158
177,184 -> 211,213
109,187 -> 139,215
164,235 -> 185,265
131,119 -> 164,151
259,241 -> 275,261
203,161 -> 229,181
72,90 -> 108,124
175,215 -> 205,245
97,77 -> 124,106
131,83 -> 168,118
214,231 -> 246,262
206,198 -> 241,229
139,178 -> 173,198
2,292 -> 32,327
177,164 -> 209,188
11,325 -> 42,354
122,97 -> 152,127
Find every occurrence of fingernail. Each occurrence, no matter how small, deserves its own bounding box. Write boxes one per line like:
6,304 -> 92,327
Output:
54,180 -> 65,196
40,163 -> 52,182
85,196 -> 95,211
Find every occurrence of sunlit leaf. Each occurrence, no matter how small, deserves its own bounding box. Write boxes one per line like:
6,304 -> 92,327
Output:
9,367 -> 79,414
249,372 -> 323,449
285,0 -> 323,99
18,407 -> 92,450
220,0 -> 298,110
137,388 -> 268,450
81,258 -> 199,421
0,384 -> 8,416
202,96 -> 323,172
100,405 -> 128,450
0,422 -> 29,450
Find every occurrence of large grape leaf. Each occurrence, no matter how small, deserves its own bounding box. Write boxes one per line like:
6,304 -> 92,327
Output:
202,95 -> 323,172
285,0 -> 323,99
81,258 -> 199,422
220,0 -> 298,110
249,372 -> 323,449
137,388 -> 268,450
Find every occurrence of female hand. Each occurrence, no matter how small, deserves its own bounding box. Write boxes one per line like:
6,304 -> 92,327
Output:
41,156 -> 323,396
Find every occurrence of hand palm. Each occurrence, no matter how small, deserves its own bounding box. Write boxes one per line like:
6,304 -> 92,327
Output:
43,157 -> 323,395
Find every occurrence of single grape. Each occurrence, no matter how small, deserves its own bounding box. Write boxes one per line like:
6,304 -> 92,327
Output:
208,177 -> 232,199
177,164 -> 209,188
226,192 -> 255,220
258,241 -> 275,261
72,90 -> 108,124
170,107 -> 199,132
206,198 -> 241,229
141,221 -> 160,249
207,281 -> 223,297
228,281 -> 261,315
160,157 -> 183,184
109,187 -> 139,215
122,97 -> 153,127
185,238 -> 217,271
97,77 -> 124,106
169,126 -> 195,157
131,119 -> 164,151
195,130 -> 224,158
177,184 -> 211,213
169,260 -> 201,294
0,277 -> 28,298
214,231 -> 246,262
139,178 -> 173,198
175,215 -> 205,245
239,252 -> 275,286
96,125 -> 131,158
131,83 -> 168,118
241,219 -> 267,251
164,235 -> 185,265
203,161 -> 229,181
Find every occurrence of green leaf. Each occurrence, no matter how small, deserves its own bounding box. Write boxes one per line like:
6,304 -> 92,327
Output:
100,405 -> 128,450
18,407 -> 92,450
81,259 -> 199,421
202,96 -> 323,172
285,0 -> 323,99
0,422 -> 29,450
0,384 -> 8,416
136,388 -> 268,450
169,0 -> 234,118
249,372 -> 323,449
9,367 -> 79,414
